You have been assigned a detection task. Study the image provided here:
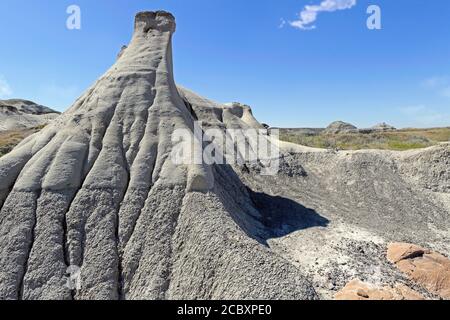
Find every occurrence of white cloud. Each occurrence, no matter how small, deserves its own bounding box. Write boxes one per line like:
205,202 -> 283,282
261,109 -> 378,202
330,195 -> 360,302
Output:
441,86 -> 450,98
400,105 -> 427,116
39,83 -> 79,100
290,0 -> 357,30
422,76 -> 450,98
422,76 -> 449,88
400,105 -> 450,127
36,83 -> 80,111
0,75 -> 13,98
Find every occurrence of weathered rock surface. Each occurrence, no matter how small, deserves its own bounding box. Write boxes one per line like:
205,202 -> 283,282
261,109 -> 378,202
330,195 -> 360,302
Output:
335,279 -> 424,300
387,243 -> 450,299
372,122 -> 396,131
395,144 -> 450,193
324,121 -> 357,134
0,99 -> 60,131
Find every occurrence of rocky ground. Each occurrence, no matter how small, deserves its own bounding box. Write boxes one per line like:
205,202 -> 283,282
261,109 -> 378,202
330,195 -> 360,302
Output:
237,142 -> 449,300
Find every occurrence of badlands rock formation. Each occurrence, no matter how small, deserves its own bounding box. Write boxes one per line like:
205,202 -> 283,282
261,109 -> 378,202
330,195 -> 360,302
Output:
335,279 -> 424,300
336,242 -> 450,300
387,243 -> 450,299
0,11 -> 316,300
372,122 -> 396,132
324,121 -> 358,134
0,11 -> 449,301
0,99 -> 59,131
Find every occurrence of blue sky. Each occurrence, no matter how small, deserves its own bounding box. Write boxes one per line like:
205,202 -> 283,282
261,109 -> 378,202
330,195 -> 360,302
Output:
0,0 -> 449,128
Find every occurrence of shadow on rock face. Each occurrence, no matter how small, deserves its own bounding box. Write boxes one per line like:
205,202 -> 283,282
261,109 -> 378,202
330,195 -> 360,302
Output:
211,163 -> 329,247
249,190 -> 330,243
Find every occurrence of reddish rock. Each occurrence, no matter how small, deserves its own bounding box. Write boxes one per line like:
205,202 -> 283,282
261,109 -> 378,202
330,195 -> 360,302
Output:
335,279 -> 424,300
387,243 -> 429,264
387,243 -> 450,299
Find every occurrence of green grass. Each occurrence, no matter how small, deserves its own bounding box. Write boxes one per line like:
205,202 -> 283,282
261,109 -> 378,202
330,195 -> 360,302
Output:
280,127 -> 450,151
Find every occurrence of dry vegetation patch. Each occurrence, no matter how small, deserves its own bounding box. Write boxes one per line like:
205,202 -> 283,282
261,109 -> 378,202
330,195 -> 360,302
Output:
0,126 -> 43,157
280,127 -> 450,151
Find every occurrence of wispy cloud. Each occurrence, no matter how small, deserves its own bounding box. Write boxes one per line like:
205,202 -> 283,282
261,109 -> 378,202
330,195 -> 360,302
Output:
441,86 -> 450,98
39,83 -> 79,100
36,83 -> 80,111
289,0 -> 357,30
422,76 -> 448,88
422,76 -> 450,98
0,75 -> 13,98
399,105 -> 450,127
400,105 -> 427,116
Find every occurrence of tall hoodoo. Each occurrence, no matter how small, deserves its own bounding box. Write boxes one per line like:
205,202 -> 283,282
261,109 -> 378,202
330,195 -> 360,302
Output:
0,11 -> 317,300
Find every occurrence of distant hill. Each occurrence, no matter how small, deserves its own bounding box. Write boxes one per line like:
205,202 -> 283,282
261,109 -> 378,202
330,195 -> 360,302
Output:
0,99 -> 60,131
325,121 -> 358,134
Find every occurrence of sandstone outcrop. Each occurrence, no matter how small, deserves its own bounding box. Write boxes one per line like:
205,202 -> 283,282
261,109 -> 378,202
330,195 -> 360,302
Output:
387,243 -> 450,299
335,279 -> 424,300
